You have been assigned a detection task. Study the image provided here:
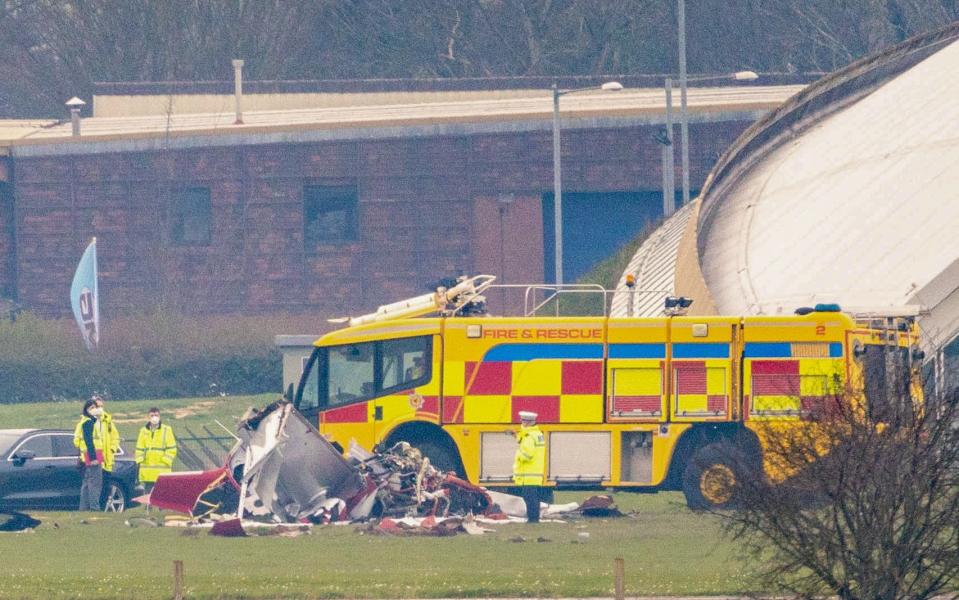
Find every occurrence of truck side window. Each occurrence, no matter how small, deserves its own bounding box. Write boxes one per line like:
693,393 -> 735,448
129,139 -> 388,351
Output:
381,336 -> 431,392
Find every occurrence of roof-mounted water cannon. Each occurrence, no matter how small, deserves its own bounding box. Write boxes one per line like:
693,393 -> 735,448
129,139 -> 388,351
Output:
664,296 -> 693,316
331,274 -> 496,326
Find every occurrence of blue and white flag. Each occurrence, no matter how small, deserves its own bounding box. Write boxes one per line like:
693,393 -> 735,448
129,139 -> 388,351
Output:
70,238 -> 99,351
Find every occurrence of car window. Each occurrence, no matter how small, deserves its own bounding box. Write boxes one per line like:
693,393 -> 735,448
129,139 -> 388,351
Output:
0,431 -> 22,456
52,435 -> 77,458
14,434 -> 54,458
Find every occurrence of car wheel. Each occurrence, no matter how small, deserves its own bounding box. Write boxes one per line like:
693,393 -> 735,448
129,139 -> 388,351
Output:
102,482 -> 128,513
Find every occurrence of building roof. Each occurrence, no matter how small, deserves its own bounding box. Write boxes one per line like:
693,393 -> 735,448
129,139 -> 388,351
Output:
4,84 -> 803,157
0,120 -> 58,154
610,201 -> 693,317
699,33 -> 959,338
614,22 -> 959,349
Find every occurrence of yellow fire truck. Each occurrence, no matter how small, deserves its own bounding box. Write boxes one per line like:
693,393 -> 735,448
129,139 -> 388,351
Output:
293,275 -> 922,508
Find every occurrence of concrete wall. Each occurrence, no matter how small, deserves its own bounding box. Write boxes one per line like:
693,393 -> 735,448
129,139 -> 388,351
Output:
9,120 -> 750,316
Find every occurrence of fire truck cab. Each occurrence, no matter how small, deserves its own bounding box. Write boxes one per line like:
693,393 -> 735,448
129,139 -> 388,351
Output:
294,275 -> 922,509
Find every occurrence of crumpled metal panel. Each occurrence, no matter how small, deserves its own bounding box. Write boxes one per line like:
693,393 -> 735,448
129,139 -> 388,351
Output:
148,468 -> 231,515
237,402 -> 364,520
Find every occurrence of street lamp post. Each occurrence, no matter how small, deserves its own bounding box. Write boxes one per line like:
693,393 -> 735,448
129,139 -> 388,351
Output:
667,70 -> 758,213
551,80 -> 623,287
677,0 -> 690,206
663,78 -> 675,216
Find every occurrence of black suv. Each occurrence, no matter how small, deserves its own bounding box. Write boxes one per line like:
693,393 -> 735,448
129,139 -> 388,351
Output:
0,429 -> 139,512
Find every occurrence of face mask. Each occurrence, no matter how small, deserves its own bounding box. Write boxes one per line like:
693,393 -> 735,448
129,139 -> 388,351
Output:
149,416 -> 160,425
90,407 -> 103,417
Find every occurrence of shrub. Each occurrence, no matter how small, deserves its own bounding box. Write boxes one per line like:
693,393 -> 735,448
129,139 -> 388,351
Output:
0,310 -> 329,403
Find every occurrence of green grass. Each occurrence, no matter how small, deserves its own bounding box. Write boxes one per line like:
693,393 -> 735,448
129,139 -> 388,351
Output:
0,394 -> 276,467
0,396 -> 754,598
0,394 -> 275,433
0,492 -> 751,600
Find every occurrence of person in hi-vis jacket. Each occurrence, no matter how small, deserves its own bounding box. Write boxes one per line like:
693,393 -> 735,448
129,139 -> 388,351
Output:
135,407 -> 177,492
513,410 -> 547,523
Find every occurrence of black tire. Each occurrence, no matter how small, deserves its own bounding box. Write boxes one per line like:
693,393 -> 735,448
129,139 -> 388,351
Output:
682,442 -> 747,511
102,481 -> 128,513
408,439 -> 464,476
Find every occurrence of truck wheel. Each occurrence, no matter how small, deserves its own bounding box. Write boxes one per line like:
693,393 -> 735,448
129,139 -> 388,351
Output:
682,442 -> 745,511
409,439 -> 464,477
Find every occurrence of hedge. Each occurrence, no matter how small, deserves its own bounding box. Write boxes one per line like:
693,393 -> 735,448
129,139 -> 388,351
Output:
0,310 -> 327,403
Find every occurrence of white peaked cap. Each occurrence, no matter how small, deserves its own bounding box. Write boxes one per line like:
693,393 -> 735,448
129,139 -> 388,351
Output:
518,411 -> 538,421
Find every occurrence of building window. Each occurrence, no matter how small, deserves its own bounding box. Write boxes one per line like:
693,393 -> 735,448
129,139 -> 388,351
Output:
170,187 -> 212,246
304,185 -> 357,248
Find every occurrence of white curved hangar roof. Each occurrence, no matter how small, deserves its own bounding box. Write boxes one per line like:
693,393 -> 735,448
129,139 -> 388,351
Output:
617,23 -> 959,349
610,202 -> 692,317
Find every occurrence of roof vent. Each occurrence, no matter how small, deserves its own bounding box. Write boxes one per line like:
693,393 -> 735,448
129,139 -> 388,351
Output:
65,97 -> 86,137
232,59 -> 245,125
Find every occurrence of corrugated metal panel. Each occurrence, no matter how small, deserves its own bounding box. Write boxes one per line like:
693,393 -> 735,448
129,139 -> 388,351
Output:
610,202 -> 693,317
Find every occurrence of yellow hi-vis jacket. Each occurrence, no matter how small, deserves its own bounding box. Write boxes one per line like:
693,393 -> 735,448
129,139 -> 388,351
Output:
99,412 -> 121,473
135,423 -> 177,483
513,424 -> 546,485
73,416 -> 104,466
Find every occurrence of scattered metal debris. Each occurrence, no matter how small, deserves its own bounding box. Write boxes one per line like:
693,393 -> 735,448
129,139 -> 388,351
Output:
124,516 -> 161,528
209,518 -> 246,537
578,494 -> 623,517
0,511 -> 40,532
146,401 -> 613,536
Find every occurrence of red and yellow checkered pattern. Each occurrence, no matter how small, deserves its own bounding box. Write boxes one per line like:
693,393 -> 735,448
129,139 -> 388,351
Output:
442,358 -> 604,424
673,360 -> 729,417
747,358 -> 844,419
609,365 -> 663,416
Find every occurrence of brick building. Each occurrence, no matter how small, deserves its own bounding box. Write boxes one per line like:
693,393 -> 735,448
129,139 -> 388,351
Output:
0,77 -> 802,317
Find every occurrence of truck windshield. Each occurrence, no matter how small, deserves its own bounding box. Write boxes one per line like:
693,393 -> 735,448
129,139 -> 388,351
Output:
296,348 -> 323,414
295,336 -> 432,414
327,343 -> 375,406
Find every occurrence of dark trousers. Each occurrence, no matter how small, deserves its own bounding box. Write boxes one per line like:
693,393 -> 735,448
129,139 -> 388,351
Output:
521,486 -> 542,523
79,465 -> 102,511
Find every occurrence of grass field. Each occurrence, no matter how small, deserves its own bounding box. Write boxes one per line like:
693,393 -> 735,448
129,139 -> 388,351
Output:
0,393 -> 275,434
0,395 -> 753,599
0,492 -> 750,600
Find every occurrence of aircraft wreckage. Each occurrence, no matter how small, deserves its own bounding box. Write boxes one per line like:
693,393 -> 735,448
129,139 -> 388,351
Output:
144,401 -> 620,536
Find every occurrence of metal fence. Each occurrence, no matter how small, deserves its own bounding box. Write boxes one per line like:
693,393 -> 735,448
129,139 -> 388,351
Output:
175,424 -> 236,471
